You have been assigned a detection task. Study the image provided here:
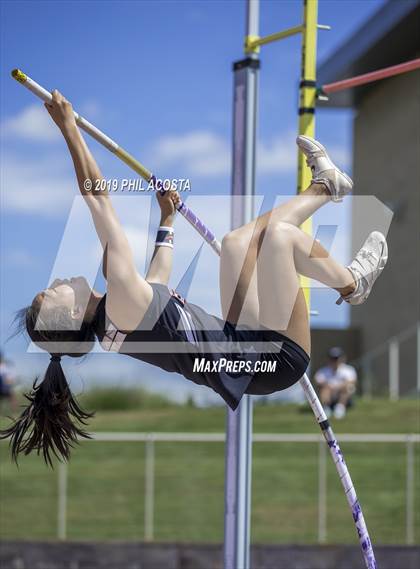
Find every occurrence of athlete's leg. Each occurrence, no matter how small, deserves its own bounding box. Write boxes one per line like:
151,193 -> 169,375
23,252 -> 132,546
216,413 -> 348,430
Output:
289,224 -> 356,294
279,222 -> 387,305
220,196 -> 355,330
256,221 -> 311,354
247,129 -> 354,231
256,219 -> 388,351
220,134 -> 353,327
257,221 -> 387,343
235,128 -> 353,235
240,182 -> 330,232
219,183 -> 331,327
220,227 -> 260,327
256,219 -> 365,352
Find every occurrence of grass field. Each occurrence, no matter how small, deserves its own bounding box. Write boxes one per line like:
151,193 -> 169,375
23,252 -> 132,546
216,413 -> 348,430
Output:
0,396 -> 419,545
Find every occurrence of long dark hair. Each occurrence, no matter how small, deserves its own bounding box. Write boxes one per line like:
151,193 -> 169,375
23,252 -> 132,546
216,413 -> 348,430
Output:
0,296 -> 98,467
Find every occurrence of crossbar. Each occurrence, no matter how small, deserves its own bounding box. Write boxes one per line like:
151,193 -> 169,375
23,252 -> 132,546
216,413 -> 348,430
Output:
321,58 -> 420,94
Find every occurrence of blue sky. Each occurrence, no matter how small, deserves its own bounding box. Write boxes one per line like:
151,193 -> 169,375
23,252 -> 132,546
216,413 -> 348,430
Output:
0,0 -> 386,403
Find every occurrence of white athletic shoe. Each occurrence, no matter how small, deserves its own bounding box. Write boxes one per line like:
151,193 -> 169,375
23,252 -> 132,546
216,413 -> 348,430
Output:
334,403 -> 346,420
296,135 -> 353,202
337,231 -> 388,306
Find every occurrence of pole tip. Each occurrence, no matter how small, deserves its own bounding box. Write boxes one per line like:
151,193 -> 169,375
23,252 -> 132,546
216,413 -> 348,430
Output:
11,69 -> 27,83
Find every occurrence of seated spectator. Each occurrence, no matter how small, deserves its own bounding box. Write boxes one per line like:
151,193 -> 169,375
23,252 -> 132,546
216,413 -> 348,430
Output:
314,347 -> 357,419
0,351 -> 18,415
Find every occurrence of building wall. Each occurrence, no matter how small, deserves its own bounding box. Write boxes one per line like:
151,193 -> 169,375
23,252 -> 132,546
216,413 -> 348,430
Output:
351,69 -> 420,393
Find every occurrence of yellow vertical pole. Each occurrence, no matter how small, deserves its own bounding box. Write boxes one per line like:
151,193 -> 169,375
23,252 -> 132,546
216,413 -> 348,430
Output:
297,0 -> 318,310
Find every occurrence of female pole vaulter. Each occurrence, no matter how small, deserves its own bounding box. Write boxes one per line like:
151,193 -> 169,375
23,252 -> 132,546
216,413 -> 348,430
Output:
1,91 -> 388,466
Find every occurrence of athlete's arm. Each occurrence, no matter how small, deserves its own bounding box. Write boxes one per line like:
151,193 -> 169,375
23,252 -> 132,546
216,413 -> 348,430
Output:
45,90 -> 108,203
45,91 -> 134,276
46,91 -> 153,330
146,190 -> 179,285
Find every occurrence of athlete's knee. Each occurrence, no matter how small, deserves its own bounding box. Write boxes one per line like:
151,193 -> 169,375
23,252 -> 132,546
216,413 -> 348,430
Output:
222,227 -> 253,254
259,221 -> 297,250
221,231 -> 241,255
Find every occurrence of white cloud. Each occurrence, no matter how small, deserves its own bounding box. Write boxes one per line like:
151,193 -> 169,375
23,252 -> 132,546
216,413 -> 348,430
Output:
258,132 -> 297,173
79,99 -> 102,120
1,104 -> 60,142
258,132 -> 351,175
150,129 -> 310,179
1,153 -> 75,216
1,100 -> 103,143
151,130 -> 230,176
3,249 -> 38,269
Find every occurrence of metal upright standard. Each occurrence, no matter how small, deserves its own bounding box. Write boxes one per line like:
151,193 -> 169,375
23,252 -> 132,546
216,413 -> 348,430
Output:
223,2 -> 259,567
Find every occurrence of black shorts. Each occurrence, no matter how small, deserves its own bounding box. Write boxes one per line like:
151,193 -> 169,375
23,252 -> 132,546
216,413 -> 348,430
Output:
145,284 -> 310,408
244,330 -> 310,395
210,319 -> 310,405
99,283 -> 310,410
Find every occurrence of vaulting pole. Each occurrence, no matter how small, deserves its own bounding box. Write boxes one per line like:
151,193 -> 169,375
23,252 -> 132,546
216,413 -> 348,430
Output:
300,375 -> 377,568
224,2 -> 259,568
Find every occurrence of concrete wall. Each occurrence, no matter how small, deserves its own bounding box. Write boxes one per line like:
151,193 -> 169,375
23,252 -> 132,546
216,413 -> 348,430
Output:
351,69 -> 420,393
1,541 -> 419,569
